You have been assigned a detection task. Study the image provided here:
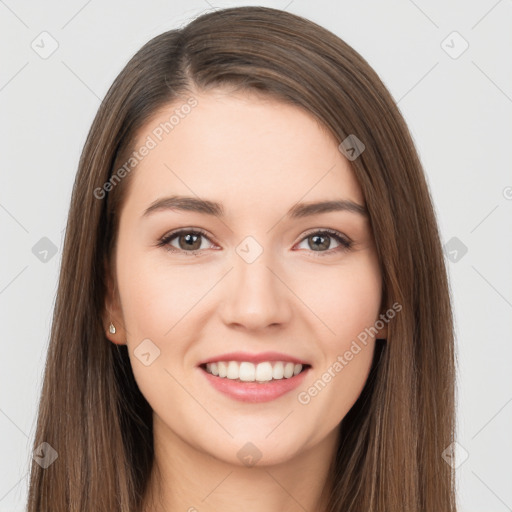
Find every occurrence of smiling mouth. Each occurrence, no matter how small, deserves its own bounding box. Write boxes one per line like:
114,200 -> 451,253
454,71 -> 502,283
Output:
199,361 -> 311,383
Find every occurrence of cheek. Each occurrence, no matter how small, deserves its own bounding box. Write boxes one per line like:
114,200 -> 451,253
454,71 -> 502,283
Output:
116,252 -> 197,414
116,249 -> 213,398
294,253 -> 383,344
117,250 -> 204,339
299,337 -> 377,442
294,254 -> 381,413
330,268 -> 382,344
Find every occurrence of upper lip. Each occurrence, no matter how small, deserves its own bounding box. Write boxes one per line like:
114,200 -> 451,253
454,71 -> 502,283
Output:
197,351 -> 311,366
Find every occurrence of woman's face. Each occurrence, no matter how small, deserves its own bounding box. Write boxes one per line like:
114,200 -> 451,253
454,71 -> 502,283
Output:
106,88 -> 386,466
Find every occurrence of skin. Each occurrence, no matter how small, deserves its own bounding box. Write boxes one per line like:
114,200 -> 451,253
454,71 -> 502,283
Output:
104,88 -> 387,512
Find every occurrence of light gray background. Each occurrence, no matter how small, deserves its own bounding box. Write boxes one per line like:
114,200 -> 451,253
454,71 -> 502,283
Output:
1,1 -> 511,510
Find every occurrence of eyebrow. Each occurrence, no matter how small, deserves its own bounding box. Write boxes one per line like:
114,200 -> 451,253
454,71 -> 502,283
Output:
142,195 -> 368,219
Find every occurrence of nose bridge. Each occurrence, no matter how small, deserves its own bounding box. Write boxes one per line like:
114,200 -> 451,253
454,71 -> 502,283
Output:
219,240 -> 292,329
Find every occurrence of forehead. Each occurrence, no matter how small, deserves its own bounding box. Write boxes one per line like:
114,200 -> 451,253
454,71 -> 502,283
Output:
125,89 -> 364,217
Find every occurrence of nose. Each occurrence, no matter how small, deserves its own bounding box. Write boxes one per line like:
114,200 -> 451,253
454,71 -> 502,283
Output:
218,250 -> 293,331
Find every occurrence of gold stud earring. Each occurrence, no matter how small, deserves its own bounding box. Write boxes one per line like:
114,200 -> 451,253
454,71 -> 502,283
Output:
109,322 -> 116,334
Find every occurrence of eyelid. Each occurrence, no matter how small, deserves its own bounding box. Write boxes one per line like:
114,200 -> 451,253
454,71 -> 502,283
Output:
157,227 -> 353,256
157,227 -> 217,253
294,228 -> 352,256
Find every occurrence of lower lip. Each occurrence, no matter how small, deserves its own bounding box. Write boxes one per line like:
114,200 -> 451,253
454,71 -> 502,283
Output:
199,366 -> 310,403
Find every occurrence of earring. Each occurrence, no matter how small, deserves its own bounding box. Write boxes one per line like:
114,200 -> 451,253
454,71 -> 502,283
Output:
109,322 -> 116,334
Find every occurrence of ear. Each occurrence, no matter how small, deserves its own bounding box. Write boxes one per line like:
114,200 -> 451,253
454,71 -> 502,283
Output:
102,257 -> 127,345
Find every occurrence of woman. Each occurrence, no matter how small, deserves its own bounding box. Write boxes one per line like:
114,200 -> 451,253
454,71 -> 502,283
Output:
27,6 -> 457,511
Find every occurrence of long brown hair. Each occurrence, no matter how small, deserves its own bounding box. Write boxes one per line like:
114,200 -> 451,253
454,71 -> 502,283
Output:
27,6 -> 457,511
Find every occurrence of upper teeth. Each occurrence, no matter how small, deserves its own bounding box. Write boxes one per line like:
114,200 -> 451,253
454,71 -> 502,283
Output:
205,361 -> 304,382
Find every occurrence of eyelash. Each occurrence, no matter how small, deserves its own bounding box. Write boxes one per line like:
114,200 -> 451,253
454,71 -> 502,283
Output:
156,227 -> 353,258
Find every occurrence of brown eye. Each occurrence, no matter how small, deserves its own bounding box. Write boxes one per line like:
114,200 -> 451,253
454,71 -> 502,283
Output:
296,229 -> 352,256
307,234 -> 331,251
176,232 -> 203,251
158,228 -> 215,255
